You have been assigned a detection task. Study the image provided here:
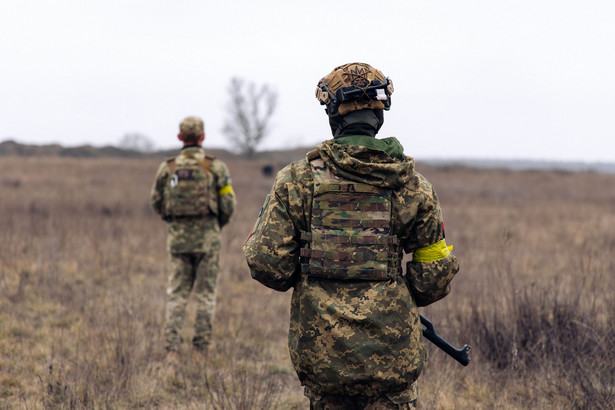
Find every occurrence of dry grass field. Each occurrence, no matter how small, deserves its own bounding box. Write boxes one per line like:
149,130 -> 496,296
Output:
1,153 -> 614,409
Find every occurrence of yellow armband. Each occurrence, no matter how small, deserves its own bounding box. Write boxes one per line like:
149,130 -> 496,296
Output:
218,184 -> 234,196
412,239 -> 453,262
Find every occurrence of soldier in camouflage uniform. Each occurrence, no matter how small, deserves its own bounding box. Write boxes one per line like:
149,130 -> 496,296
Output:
150,116 -> 235,360
243,63 -> 459,409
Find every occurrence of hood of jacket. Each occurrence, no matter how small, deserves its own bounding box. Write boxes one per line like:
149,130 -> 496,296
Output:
315,136 -> 415,190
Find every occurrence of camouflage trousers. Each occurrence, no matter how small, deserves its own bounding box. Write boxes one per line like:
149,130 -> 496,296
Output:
164,250 -> 220,352
305,384 -> 418,410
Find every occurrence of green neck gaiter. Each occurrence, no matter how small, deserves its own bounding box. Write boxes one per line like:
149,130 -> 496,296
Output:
335,135 -> 405,160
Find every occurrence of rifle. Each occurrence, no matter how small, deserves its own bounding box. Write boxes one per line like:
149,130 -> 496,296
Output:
420,314 -> 471,366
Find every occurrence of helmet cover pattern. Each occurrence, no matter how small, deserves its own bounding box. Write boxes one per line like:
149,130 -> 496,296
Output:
315,62 -> 394,116
179,116 -> 205,138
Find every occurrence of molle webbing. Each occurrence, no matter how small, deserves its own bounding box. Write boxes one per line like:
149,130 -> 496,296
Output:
301,158 -> 400,280
166,151 -> 213,178
163,151 -> 214,218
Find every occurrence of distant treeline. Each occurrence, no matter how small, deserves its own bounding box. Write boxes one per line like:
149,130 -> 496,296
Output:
2,139 -> 613,174
426,157 -> 615,175
0,139 -> 221,159
0,139 -> 311,163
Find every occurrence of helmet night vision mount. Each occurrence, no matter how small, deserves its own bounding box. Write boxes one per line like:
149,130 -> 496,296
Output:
316,62 -> 394,117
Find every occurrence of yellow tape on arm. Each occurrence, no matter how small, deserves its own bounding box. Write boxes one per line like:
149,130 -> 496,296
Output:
218,184 -> 234,196
412,239 -> 453,263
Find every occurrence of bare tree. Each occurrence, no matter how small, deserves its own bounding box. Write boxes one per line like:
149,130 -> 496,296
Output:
222,77 -> 277,158
119,133 -> 154,153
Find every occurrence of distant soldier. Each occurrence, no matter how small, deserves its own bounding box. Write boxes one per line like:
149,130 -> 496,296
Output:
262,164 -> 274,177
243,63 -> 460,408
150,116 -> 235,363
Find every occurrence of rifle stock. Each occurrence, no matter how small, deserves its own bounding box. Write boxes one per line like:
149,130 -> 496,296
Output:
420,314 -> 471,366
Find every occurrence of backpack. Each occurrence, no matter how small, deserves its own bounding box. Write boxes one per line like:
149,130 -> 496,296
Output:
163,151 -> 215,218
294,157 -> 421,396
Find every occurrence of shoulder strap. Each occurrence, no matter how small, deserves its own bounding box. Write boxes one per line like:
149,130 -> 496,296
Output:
306,148 -> 320,161
166,157 -> 177,176
181,151 -> 213,173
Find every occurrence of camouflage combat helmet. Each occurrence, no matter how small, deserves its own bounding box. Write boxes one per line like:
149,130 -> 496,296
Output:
315,62 -> 394,117
179,116 -> 205,138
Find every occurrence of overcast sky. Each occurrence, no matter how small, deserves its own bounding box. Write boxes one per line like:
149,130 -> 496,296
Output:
1,0 -> 614,162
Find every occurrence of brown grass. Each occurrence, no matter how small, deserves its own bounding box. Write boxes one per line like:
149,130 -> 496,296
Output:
1,156 -> 614,409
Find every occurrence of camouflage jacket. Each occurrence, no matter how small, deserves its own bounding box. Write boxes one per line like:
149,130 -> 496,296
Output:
150,146 -> 235,253
243,137 -> 459,397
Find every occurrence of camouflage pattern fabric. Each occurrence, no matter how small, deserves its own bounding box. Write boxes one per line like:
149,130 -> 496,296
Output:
165,250 -> 220,351
292,273 -> 423,395
150,146 -> 235,253
162,151 -> 214,219
150,146 -> 235,351
243,138 -> 459,396
315,62 -> 393,116
179,116 -> 204,137
302,157 -> 400,280
305,382 -> 418,409
309,396 -> 416,410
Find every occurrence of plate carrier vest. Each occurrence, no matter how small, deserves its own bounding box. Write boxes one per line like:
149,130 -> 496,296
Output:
301,157 -> 401,280
163,151 -> 214,218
